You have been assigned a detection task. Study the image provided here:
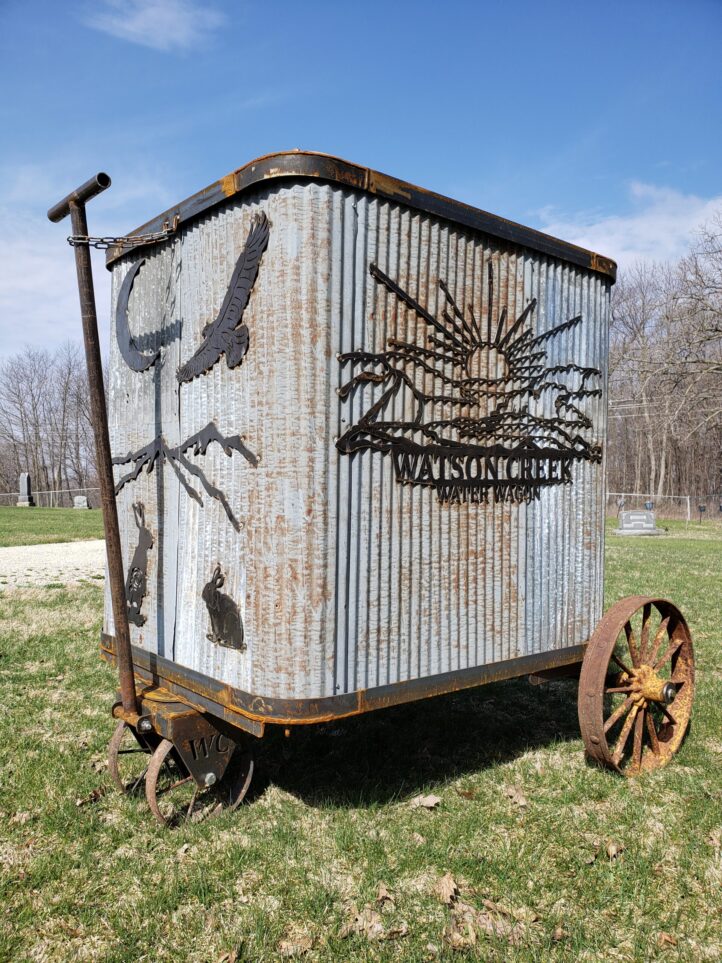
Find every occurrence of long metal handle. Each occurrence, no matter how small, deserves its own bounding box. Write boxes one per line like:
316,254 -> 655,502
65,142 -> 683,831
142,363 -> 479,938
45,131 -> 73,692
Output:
47,176 -> 138,717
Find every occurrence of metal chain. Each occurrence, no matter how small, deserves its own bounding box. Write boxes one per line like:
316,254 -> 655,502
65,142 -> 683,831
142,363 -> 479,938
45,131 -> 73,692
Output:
67,215 -> 180,250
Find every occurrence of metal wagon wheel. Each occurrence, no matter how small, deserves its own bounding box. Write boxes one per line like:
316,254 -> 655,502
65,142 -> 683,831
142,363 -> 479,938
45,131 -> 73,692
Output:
145,739 -> 254,827
107,720 -> 157,795
579,596 -> 694,775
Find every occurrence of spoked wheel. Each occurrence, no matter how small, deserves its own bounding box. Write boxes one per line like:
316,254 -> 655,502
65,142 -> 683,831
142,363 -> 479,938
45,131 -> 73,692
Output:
145,738 -> 254,827
108,720 -> 157,795
579,596 -> 694,775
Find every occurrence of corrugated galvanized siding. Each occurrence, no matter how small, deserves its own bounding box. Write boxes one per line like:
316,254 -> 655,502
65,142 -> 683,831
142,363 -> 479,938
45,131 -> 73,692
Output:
172,185 -> 337,697
105,239 -> 184,657
106,180 -> 609,703
329,192 -> 607,698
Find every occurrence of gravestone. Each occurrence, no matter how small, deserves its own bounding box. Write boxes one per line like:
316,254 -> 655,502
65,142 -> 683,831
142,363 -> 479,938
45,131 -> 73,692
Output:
614,509 -> 664,536
16,472 -> 34,507
73,495 -> 90,509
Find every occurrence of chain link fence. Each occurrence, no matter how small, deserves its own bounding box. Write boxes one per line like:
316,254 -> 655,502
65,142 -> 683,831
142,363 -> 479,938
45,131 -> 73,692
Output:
0,487 -> 100,509
606,492 -> 722,522
2,487 -> 720,519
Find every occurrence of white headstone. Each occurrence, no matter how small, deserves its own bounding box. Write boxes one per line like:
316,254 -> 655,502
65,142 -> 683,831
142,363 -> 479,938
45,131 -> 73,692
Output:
73,495 -> 90,510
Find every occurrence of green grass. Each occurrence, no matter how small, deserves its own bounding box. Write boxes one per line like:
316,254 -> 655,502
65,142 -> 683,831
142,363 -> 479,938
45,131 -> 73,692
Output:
0,506 -> 104,547
0,533 -> 720,961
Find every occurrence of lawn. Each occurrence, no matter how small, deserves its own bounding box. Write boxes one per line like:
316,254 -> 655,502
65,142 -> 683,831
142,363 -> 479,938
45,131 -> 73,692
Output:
0,506 -> 104,547
0,529 -> 720,961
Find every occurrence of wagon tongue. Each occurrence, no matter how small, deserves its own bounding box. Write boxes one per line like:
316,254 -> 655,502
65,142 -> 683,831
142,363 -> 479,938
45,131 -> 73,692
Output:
47,174 -> 139,722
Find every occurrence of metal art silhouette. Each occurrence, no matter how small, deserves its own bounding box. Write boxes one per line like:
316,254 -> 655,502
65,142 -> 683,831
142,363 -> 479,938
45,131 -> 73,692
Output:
177,213 -> 270,383
112,422 -> 256,532
202,564 -> 245,651
115,259 -> 160,371
337,261 -> 602,505
115,258 -> 181,372
112,215 -> 271,530
125,502 -> 153,626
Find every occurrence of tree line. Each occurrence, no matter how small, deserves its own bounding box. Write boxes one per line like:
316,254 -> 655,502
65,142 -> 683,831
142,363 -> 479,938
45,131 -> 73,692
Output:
0,344 -> 97,505
0,214 -> 720,506
608,213 -> 722,500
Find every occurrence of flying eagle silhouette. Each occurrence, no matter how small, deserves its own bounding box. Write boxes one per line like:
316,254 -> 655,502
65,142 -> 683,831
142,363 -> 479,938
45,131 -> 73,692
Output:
177,212 -> 270,383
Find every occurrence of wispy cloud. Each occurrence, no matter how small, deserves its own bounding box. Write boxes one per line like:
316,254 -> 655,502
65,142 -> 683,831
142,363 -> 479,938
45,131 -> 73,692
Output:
0,206 -> 101,361
82,0 -> 226,52
536,182 -> 722,270
0,162 -> 175,360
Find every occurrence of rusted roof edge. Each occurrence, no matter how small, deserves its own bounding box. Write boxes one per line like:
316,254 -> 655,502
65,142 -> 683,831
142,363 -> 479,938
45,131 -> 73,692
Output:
105,150 -> 617,281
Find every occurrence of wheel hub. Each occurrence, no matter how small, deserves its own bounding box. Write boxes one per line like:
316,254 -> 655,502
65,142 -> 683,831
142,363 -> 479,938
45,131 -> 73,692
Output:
623,664 -> 675,708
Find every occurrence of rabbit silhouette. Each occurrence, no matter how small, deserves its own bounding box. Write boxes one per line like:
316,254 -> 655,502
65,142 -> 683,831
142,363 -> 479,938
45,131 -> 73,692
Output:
125,502 -> 153,627
202,564 -> 245,651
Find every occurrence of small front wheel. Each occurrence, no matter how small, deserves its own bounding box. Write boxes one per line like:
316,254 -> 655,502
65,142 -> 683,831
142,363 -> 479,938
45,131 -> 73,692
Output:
145,738 -> 254,827
578,596 -> 694,775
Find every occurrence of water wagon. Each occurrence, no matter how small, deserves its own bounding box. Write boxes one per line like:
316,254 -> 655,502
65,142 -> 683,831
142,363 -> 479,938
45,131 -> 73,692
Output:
49,152 -> 695,824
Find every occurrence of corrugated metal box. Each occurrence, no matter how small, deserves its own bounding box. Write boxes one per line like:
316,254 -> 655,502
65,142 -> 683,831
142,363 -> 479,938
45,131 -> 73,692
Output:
103,151 -> 615,724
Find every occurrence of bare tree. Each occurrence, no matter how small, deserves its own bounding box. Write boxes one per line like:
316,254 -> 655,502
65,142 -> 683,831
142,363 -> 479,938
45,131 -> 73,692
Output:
608,212 -> 722,501
0,343 -> 97,503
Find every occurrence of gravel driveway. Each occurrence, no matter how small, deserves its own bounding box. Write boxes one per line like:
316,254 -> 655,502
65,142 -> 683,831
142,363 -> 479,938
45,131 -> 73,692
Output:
0,540 -> 106,587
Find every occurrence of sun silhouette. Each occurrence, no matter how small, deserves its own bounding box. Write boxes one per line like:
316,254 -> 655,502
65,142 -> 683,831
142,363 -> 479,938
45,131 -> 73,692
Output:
337,260 -> 602,501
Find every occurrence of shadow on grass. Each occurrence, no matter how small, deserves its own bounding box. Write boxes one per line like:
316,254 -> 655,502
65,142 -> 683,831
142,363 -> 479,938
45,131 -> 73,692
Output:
252,676 -> 582,808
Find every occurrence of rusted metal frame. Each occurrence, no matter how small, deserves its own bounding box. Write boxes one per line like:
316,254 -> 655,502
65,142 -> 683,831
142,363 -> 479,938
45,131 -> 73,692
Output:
103,654 -> 264,738
101,632 -> 586,727
113,689 -> 240,789
528,663 -> 583,685
104,152 -> 617,280
48,175 -> 138,720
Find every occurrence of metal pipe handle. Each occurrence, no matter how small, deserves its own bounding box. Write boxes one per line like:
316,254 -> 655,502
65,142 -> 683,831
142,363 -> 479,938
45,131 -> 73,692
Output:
47,175 -> 138,717
47,172 -> 111,223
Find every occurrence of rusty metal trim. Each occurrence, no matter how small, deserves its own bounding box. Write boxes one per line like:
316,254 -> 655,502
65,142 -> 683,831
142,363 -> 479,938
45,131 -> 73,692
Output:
101,633 -> 586,727
105,653 -> 265,738
104,151 -> 617,281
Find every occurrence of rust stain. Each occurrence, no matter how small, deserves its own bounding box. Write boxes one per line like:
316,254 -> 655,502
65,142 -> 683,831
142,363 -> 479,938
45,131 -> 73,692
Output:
367,171 -> 412,202
219,173 -> 236,197
590,252 -> 617,278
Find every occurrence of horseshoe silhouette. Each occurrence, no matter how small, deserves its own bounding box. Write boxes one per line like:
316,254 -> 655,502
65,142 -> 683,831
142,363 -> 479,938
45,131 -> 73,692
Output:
115,258 -> 160,372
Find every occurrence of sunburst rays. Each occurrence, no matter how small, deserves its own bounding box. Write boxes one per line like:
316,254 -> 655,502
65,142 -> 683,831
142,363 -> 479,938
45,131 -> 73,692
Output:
337,260 -> 603,461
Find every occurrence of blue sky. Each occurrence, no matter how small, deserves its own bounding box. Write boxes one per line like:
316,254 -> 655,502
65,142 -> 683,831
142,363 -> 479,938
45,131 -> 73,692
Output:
1,0 -> 721,357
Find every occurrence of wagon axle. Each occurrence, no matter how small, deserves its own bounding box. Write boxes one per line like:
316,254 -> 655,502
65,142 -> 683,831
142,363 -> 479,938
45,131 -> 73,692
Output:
613,663 -> 678,708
